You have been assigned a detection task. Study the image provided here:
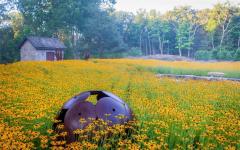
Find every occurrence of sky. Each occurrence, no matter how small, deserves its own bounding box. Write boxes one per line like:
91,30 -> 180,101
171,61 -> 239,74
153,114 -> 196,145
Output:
115,0 -> 240,13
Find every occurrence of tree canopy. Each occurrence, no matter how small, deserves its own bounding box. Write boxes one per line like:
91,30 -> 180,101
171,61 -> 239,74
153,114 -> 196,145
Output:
0,1 -> 240,63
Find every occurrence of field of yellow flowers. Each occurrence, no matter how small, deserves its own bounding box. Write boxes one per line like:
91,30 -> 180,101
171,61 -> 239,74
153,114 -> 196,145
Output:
0,59 -> 240,149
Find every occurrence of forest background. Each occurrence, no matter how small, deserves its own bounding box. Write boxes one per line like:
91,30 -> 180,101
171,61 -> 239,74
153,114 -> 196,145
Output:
0,0 -> 240,63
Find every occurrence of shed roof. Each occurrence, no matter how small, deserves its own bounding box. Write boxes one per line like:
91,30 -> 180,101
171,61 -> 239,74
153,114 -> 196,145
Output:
20,36 -> 66,50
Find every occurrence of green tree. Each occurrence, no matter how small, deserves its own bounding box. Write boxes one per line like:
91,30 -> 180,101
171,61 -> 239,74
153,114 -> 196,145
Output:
0,27 -> 18,63
135,9 -> 148,55
0,0 -> 10,25
165,7 -> 196,56
208,2 -> 240,49
17,0 -> 118,58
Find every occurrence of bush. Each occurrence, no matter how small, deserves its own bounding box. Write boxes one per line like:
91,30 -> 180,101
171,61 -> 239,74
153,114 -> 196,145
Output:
216,50 -> 233,60
128,47 -> 142,56
103,52 -> 128,58
211,49 -> 218,59
195,50 -> 212,60
234,49 -> 240,61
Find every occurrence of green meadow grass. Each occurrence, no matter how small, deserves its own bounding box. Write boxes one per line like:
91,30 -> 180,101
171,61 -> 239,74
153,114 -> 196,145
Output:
0,60 -> 239,149
136,66 -> 240,79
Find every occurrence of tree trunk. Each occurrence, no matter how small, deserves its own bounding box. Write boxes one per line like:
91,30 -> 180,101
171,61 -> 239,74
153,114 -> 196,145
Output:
139,30 -> 143,52
161,43 -> 164,55
179,47 -> 182,57
219,18 -> 231,50
72,29 -> 77,59
219,26 -> 225,49
145,39 -> 148,55
158,36 -> 161,54
167,43 -> 170,55
211,34 -> 215,49
188,49 -> 190,57
147,32 -> 151,55
238,36 -> 240,49
188,32 -> 191,57
158,36 -> 162,54
178,37 -> 182,56
151,40 -> 155,55
161,37 -> 165,55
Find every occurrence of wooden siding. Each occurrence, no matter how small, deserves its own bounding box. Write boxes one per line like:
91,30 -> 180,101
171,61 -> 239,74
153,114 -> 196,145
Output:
20,41 -> 56,61
20,41 -> 38,61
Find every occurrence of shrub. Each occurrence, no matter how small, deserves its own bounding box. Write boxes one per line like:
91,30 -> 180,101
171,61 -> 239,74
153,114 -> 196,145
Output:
103,52 -> 128,58
128,47 -> 142,56
234,49 -> 240,61
195,50 -> 212,60
211,49 -> 218,59
216,50 -> 233,60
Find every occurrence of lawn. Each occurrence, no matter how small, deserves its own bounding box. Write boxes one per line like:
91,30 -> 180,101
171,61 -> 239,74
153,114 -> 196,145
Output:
0,59 -> 239,149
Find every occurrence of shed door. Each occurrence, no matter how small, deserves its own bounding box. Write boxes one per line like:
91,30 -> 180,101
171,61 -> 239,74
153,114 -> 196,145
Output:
46,52 -> 55,61
55,49 -> 63,60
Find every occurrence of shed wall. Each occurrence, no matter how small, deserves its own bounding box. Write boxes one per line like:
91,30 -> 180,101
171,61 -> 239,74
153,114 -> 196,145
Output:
20,41 -> 56,61
36,50 -> 56,60
20,41 -> 38,61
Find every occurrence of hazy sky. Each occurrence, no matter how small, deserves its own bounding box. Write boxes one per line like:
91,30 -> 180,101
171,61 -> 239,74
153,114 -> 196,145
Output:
115,0 -> 240,13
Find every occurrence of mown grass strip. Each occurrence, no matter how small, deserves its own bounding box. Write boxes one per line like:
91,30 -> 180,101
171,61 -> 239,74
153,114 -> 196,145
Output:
136,65 -> 240,78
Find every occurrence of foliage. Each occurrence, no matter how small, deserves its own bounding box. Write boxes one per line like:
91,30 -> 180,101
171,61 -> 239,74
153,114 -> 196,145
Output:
216,49 -> 234,60
99,51 -> 128,58
16,0 -> 120,58
195,49 -> 236,61
128,47 -> 143,56
0,1 -> 240,62
234,49 -> 240,61
195,50 -> 212,60
0,27 -> 19,63
0,59 -> 239,149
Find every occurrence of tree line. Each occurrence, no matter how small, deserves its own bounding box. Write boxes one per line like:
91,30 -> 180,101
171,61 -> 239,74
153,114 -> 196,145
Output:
0,0 -> 240,63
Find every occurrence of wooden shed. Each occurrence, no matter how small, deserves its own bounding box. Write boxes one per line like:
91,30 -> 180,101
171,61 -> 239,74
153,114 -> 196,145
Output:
20,36 -> 66,61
